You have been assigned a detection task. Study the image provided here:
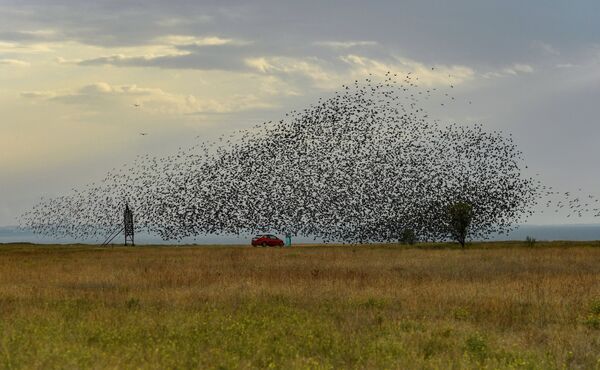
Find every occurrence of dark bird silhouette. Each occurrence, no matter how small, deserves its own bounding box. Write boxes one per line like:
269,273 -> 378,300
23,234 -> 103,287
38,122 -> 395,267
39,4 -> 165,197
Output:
20,72 -> 594,244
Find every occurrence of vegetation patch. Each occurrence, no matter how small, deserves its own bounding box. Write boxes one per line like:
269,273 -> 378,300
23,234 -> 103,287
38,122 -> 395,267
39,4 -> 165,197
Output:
0,243 -> 598,368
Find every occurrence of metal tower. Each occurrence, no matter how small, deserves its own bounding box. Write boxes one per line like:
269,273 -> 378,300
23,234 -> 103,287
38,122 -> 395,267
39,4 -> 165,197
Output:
124,203 -> 134,246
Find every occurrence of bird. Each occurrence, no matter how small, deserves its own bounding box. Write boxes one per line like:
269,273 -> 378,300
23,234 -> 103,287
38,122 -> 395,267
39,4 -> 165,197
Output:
21,71 -> 582,245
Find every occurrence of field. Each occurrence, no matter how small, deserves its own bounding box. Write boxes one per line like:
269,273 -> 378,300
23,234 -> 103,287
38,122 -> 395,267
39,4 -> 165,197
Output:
0,242 -> 599,369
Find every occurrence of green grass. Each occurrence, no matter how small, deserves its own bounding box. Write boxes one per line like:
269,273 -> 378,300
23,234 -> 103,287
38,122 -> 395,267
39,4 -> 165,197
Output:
0,242 -> 599,369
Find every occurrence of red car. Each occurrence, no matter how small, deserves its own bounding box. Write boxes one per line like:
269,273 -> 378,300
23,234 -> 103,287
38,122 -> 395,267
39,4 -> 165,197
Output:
251,234 -> 284,247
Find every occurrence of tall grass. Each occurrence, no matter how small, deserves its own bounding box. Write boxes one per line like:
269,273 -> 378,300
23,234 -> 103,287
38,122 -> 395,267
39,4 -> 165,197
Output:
0,242 -> 599,369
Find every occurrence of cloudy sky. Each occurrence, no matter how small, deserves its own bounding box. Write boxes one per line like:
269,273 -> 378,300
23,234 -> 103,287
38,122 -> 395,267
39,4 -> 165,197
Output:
2,0 -> 600,226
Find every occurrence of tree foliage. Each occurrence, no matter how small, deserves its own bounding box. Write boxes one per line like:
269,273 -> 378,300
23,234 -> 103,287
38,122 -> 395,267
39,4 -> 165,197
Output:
446,201 -> 473,247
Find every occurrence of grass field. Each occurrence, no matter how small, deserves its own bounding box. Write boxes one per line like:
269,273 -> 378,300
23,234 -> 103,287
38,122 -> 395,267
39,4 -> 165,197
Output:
0,242 -> 599,369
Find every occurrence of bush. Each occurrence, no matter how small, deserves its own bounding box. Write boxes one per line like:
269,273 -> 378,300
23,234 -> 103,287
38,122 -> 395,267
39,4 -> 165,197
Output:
464,333 -> 488,360
126,298 -> 141,310
590,299 -> 600,315
580,300 -> 600,329
453,307 -> 470,321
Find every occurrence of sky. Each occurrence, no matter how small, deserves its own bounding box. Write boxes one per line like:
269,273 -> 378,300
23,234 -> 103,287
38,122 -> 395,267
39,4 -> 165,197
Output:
1,0 -> 600,227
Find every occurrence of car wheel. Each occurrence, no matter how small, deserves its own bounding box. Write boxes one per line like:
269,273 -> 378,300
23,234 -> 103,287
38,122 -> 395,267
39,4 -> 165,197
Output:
261,243 -> 267,247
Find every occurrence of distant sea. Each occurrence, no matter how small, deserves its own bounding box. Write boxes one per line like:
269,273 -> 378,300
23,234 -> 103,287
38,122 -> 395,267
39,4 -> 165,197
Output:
2,224 -> 600,245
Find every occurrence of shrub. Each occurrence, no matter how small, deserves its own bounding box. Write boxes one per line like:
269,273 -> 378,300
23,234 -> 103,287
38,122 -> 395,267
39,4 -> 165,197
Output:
126,298 -> 141,310
590,299 -> 600,315
453,307 -> 470,321
421,337 -> 448,359
464,333 -> 488,360
581,299 -> 600,329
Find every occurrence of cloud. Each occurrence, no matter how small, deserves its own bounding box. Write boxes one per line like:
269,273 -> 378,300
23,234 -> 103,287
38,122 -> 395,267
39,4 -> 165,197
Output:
314,41 -> 379,49
156,35 -> 246,47
556,63 -> 576,69
64,35 -> 252,71
75,50 -> 248,71
155,15 -> 212,27
245,56 -> 336,87
69,47 -> 477,91
532,41 -> 560,56
245,54 -> 476,90
503,63 -> 534,75
41,22 -> 473,91
20,91 -> 54,98
0,41 -> 53,53
0,29 -> 59,42
0,29 -> 61,55
0,58 -> 30,67
243,53 -> 478,92
21,82 -> 273,114
340,54 -> 475,86
482,63 -> 535,79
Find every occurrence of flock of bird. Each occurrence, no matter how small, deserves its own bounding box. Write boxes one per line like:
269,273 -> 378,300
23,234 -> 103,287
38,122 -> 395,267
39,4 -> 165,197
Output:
19,72 -> 600,243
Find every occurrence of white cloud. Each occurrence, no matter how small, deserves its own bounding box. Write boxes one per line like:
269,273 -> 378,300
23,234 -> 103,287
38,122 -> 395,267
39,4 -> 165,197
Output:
155,16 -> 212,27
314,41 -> 378,49
0,58 -> 30,67
60,34 -> 250,70
156,35 -> 246,47
503,63 -> 534,75
556,63 -> 576,69
0,41 -> 53,53
19,29 -> 59,38
341,54 -> 475,87
21,82 -> 273,114
483,63 -> 535,79
246,54 -> 475,89
245,56 -> 338,88
20,91 -> 54,99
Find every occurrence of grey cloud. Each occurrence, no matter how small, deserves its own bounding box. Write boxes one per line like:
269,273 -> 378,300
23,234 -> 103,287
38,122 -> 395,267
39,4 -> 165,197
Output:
0,30 -> 59,42
70,35 -> 401,75
72,39 -> 354,72
0,1 -> 221,47
78,53 -> 248,71
2,0 -> 600,65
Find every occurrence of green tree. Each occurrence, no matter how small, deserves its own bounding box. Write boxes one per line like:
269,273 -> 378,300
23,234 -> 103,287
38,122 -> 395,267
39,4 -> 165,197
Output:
447,201 -> 473,248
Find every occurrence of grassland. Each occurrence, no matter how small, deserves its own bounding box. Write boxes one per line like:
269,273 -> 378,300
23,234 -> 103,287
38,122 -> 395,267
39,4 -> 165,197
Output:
0,242 -> 599,369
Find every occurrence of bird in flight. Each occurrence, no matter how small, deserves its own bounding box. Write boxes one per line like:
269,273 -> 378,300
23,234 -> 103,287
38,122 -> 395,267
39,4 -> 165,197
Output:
23,71 -> 594,244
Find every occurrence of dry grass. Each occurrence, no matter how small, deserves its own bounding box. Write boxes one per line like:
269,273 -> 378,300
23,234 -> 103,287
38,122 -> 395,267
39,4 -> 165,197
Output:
0,241 -> 599,369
